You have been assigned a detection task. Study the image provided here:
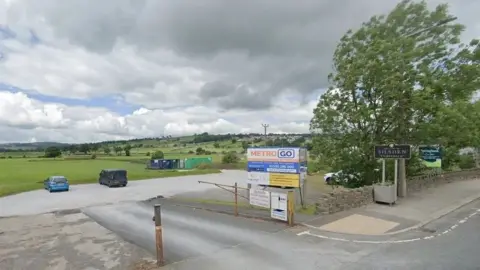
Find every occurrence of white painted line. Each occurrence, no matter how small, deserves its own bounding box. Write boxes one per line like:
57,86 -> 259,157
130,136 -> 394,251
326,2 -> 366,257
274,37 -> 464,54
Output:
297,231 -> 309,236
328,237 -> 350,242
301,223 -> 323,230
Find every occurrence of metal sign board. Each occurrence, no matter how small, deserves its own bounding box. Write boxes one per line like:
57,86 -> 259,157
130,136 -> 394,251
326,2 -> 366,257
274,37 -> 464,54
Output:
249,188 -> 271,208
270,192 -> 288,221
374,144 -> 411,159
247,147 -> 302,162
419,146 -> 442,168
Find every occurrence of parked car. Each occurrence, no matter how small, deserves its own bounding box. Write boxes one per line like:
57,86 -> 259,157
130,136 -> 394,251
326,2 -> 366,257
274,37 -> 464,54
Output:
324,170 -> 361,184
44,176 -> 70,192
324,171 -> 341,183
98,169 -> 128,188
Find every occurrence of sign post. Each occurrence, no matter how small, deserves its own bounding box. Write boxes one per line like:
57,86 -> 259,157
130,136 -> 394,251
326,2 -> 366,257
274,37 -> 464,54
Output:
245,147 -> 308,225
382,159 -> 386,184
374,144 -> 411,200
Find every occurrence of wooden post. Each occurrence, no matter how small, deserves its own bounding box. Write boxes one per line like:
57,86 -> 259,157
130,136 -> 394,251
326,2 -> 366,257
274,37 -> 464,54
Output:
234,182 -> 238,216
154,204 -> 164,266
287,190 -> 295,227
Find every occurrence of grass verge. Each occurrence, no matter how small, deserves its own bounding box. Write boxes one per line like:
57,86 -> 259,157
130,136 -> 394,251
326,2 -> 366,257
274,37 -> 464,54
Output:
0,158 -> 220,197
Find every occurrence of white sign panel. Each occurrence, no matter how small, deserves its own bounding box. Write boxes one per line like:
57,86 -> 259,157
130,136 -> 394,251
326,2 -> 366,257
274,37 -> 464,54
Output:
247,147 -> 301,163
270,192 -> 288,221
247,171 -> 270,185
249,188 -> 271,208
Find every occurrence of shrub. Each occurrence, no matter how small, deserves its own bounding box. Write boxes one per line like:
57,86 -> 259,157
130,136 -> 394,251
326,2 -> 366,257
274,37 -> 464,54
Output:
458,154 -> 475,170
151,150 -> 164,160
222,151 -> 239,164
91,154 -> 97,159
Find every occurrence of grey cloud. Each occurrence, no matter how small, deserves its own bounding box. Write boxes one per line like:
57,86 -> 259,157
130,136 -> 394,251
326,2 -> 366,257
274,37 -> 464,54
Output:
7,0 -> 480,110
200,81 -> 270,110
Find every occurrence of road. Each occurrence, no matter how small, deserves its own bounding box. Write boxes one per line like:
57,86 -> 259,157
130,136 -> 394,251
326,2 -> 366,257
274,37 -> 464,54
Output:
81,198 -> 480,270
0,170 -> 246,217
340,199 -> 480,269
2,169 -> 479,269
83,199 -> 365,269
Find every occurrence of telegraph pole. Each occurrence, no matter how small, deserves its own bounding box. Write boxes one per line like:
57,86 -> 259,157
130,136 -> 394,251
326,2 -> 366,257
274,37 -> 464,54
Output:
261,124 -> 269,136
261,124 -> 269,146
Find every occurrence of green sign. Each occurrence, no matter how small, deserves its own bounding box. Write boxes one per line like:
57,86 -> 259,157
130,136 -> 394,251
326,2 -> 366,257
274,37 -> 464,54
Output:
419,146 -> 441,168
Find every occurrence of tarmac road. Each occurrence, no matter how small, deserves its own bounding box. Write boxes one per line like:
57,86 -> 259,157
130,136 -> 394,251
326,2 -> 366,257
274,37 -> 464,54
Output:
0,170 -> 246,217
82,201 -> 290,265
82,199 -> 480,269
83,200 -> 384,269
340,199 -> 480,269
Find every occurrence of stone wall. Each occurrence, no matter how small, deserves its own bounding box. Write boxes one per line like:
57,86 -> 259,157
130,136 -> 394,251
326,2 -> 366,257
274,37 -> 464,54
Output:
315,186 -> 373,215
407,168 -> 480,194
315,168 -> 480,215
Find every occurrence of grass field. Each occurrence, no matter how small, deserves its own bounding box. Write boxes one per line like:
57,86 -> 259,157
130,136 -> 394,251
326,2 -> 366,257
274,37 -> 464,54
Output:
0,136 -> 310,197
0,158 -> 220,197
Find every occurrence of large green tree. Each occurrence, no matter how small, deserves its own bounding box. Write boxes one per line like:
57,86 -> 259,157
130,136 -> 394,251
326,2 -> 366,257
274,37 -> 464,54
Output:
310,0 -> 480,187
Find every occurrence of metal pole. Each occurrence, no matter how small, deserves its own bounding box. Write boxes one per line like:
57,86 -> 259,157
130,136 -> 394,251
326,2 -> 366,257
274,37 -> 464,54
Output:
382,159 -> 386,184
234,182 -> 238,216
154,204 -> 164,266
394,159 -> 398,195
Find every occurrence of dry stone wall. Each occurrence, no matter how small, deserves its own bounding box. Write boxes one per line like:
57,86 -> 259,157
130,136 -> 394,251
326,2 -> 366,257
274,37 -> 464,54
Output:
314,186 -> 373,215
314,168 -> 480,215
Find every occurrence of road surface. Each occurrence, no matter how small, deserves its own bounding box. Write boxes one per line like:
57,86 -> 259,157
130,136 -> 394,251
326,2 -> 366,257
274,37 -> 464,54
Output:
81,198 -> 480,269
0,170 -> 246,217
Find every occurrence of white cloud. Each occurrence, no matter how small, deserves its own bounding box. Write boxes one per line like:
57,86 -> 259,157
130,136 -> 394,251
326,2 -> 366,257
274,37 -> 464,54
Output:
0,0 -> 478,143
0,91 -> 315,143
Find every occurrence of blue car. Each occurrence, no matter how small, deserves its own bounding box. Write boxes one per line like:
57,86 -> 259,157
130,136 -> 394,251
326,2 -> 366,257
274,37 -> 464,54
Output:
44,176 -> 70,192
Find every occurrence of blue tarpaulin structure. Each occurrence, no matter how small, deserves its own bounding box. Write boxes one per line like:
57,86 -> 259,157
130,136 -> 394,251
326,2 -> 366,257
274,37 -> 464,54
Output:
148,159 -> 181,170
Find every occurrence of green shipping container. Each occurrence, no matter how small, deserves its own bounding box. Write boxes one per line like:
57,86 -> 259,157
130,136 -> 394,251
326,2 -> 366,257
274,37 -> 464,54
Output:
184,157 -> 213,169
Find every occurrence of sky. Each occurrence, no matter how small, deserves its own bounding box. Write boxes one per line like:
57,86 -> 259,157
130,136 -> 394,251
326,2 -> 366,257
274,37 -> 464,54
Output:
0,0 -> 478,143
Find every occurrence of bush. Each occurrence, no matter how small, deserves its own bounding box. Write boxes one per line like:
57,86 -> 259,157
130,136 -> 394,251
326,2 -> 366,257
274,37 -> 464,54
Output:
146,152 -> 150,156
458,154 -> 475,170
91,154 -> 97,159
151,150 -> 164,160
222,151 -> 239,164
188,150 -> 194,154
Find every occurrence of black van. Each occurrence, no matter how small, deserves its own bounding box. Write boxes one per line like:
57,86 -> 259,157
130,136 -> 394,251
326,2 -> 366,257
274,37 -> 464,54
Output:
98,169 -> 128,187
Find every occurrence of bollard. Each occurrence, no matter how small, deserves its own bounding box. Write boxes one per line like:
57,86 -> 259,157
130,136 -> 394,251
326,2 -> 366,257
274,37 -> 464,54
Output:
234,182 -> 238,216
154,204 -> 164,266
